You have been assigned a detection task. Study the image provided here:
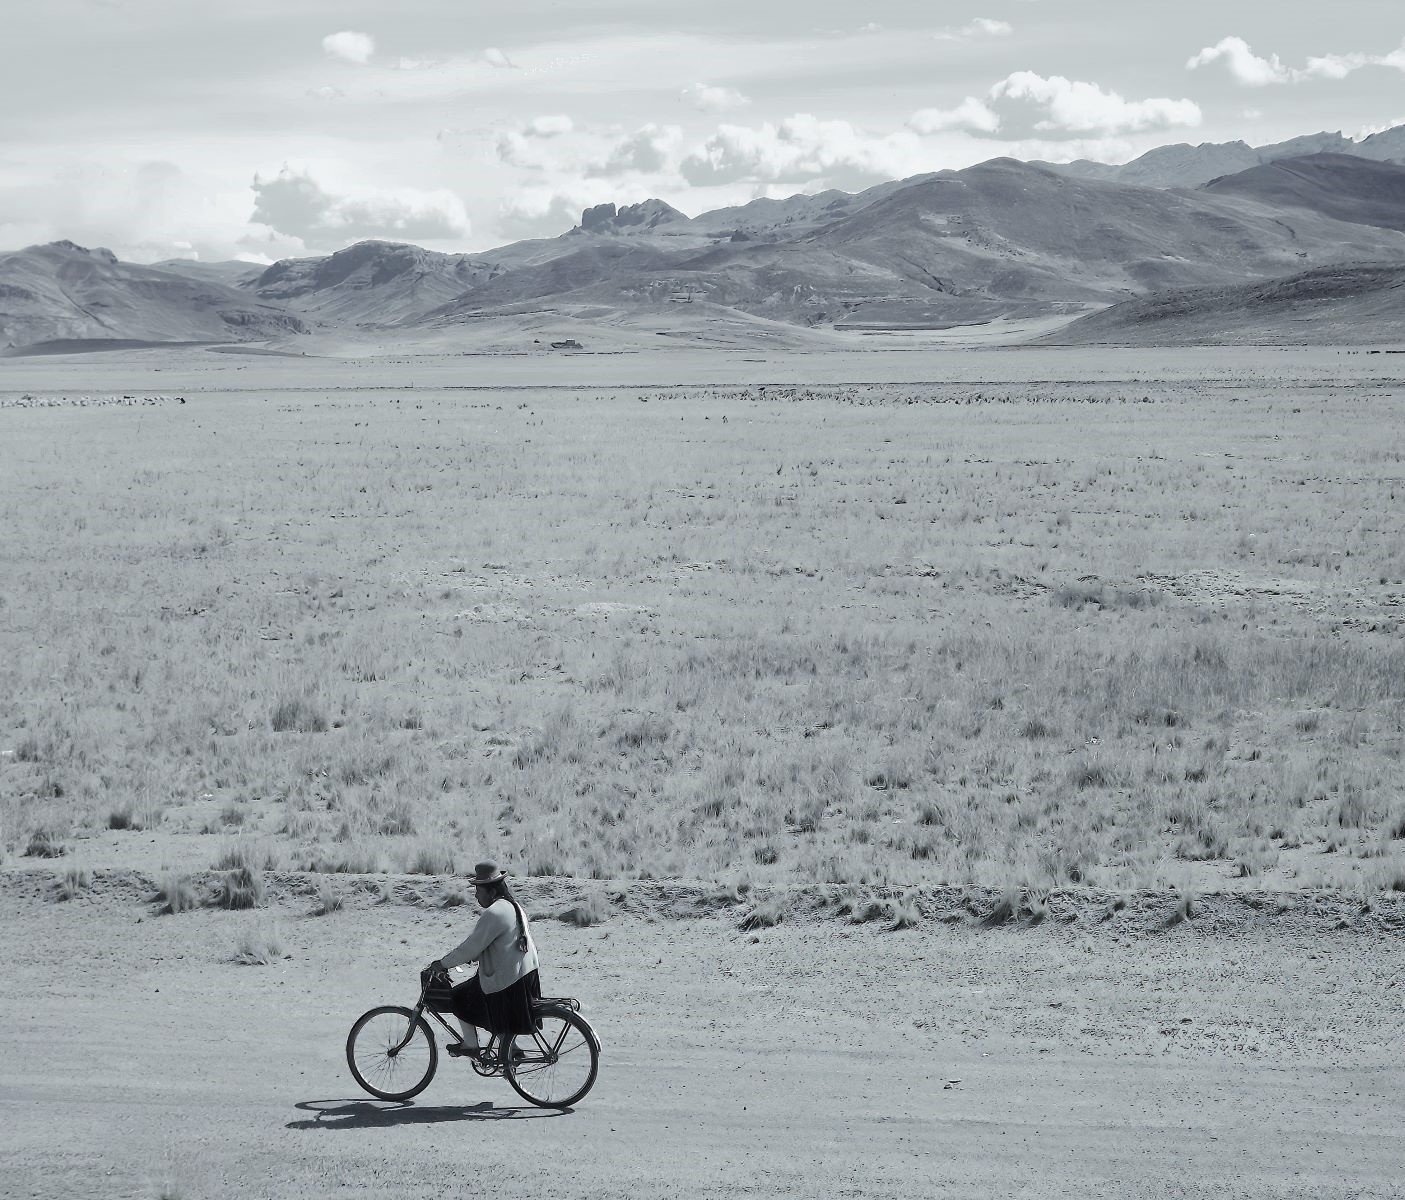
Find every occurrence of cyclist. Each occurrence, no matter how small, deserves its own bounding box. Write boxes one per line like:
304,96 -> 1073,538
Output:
428,861 -> 541,1058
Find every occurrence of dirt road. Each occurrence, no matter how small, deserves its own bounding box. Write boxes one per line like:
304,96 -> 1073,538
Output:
2,874 -> 1401,1199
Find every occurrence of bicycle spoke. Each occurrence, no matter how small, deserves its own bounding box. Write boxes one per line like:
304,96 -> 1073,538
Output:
505,1012 -> 597,1107
348,1008 -> 437,1101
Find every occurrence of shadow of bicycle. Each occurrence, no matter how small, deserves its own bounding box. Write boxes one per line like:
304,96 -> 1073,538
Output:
287,1099 -> 567,1130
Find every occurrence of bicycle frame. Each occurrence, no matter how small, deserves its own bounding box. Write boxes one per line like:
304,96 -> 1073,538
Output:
392,978 -> 500,1057
392,976 -> 591,1066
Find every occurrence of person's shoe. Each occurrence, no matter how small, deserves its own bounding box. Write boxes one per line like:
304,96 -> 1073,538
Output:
446,1043 -> 482,1060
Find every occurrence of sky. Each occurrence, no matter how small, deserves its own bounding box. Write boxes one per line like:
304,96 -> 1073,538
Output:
3,0 -> 1404,262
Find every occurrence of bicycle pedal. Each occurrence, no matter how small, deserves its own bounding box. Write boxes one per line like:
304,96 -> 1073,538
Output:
446,1044 -> 482,1060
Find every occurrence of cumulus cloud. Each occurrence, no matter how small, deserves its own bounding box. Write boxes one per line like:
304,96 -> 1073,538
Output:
322,31 -> 375,65
908,97 -> 1001,135
681,83 -> 751,112
679,115 -> 921,188
249,168 -> 469,249
1188,36 -> 1405,85
0,159 -> 260,264
989,72 -> 1201,133
496,117 -> 577,168
1186,37 -> 1292,85
590,124 -> 684,176
498,185 -> 615,240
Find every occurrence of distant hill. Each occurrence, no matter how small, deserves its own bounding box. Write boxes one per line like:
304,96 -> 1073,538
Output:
0,241 -> 305,351
1040,264 -> 1405,345
421,158 -> 1405,330
154,259 -> 265,287
1200,154 -> 1405,233
8,121 -> 1405,351
246,240 -> 508,326
1038,125 -> 1405,190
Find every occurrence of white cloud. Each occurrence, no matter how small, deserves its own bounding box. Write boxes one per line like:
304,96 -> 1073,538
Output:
591,124 -> 684,176
1188,36 -> 1405,85
525,114 -> 574,138
498,183 -> 621,240
989,72 -> 1202,133
1186,37 -> 1291,85
496,117 -> 578,168
935,18 -> 1013,40
321,31 -> 375,66
679,115 -> 923,188
0,159 -> 256,264
963,18 -> 1013,37
908,97 -> 1001,135
681,83 -> 751,113
481,47 -> 515,69
249,168 -> 469,249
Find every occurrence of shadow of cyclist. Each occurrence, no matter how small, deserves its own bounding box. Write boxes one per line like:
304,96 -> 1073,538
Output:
287,1099 -> 567,1130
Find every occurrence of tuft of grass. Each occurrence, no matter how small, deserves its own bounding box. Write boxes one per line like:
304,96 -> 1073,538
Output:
1232,839 -> 1280,878
24,826 -> 67,858
888,895 -> 921,930
214,866 -> 264,910
270,693 -> 329,734
841,896 -> 890,924
233,921 -> 284,965
154,871 -> 198,914
55,866 -> 91,901
739,895 -> 785,930
311,878 -> 344,915
1165,890 -> 1198,927
214,840 -> 280,872
376,802 -> 416,837
752,842 -> 780,865
400,840 -> 456,876
302,843 -> 385,874
557,891 -> 611,927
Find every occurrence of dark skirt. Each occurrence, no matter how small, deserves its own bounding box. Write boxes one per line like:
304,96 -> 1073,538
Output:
447,970 -> 542,1037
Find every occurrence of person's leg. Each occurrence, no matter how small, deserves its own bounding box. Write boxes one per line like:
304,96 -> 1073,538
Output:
448,976 -> 488,1056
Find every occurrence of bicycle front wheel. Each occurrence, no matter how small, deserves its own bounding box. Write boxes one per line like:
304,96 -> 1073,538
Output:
504,1009 -> 599,1109
347,1006 -> 438,1101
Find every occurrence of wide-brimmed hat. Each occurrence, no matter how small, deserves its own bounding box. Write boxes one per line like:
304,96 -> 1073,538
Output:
470,861 -> 506,886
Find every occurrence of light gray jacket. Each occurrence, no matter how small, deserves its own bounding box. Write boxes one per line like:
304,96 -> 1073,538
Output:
441,898 -> 539,995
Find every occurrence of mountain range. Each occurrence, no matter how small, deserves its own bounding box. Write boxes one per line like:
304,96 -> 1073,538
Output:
5,123 -> 1405,353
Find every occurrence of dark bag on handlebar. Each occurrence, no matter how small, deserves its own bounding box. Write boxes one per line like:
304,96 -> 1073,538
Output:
420,965 -> 456,1012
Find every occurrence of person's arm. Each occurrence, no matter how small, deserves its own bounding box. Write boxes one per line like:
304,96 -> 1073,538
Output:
440,903 -> 512,970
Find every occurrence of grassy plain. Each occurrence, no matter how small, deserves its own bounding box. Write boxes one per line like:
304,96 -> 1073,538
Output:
2,348 -> 1403,894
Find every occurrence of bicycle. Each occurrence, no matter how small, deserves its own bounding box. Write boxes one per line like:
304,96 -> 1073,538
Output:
346,966 -> 600,1109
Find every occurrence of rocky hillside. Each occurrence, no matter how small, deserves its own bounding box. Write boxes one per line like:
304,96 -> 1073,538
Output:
1038,124 -> 1405,190
0,241 -> 305,352
1201,154 -> 1405,233
423,157 -> 1405,329
1040,264 -> 1405,345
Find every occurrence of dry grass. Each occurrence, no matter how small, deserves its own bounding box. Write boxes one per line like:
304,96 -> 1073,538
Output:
233,920 -> 283,965
54,865 -> 90,901
311,877 -> 344,915
2,372 -> 1403,892
214,867 -> 264,910
154,871 -> 198,914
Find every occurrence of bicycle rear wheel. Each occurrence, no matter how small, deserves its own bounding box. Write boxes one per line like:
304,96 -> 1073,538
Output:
347,1006 -> 438,1101
503,1009 -> 599,1109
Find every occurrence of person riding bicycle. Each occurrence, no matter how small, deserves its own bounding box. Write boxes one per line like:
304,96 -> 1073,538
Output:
427,860 -> 541,1059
